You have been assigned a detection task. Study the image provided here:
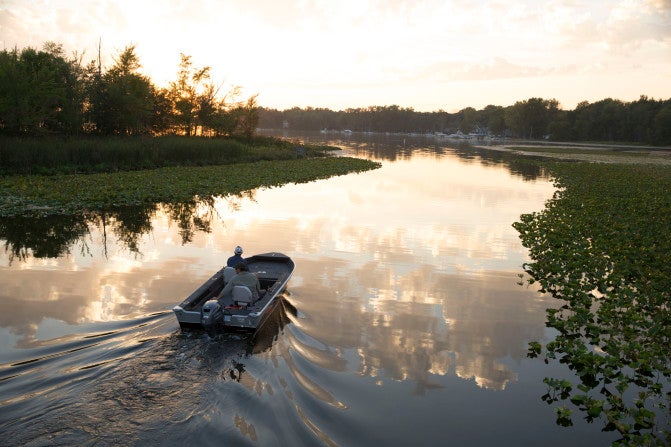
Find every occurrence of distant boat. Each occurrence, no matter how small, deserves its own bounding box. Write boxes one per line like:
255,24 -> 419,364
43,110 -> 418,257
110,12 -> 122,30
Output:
342,129 -> 353,134
447,131 -> 466,139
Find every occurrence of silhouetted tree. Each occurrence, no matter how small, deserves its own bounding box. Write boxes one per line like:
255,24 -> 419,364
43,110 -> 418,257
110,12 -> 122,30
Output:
2,41 -> 668,145
0,43 -> 84,135
458,107 -> 478,133
653,102 -> 671,145
87,45 -> 156,134
168,54 -> 211,136
505,97 -> 559,139
482,105 -> 506,135
234,94 -> 260,140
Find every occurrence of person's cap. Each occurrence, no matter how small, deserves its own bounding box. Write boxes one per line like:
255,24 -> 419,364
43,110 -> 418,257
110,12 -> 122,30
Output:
234,246 -> 243,254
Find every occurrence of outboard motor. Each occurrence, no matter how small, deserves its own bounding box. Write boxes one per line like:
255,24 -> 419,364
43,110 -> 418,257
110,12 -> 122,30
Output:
201,300 -> 224,332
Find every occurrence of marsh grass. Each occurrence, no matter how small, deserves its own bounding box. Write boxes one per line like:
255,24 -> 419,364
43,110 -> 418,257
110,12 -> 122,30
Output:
0,134 -> 379,216
0,135 -> 328,175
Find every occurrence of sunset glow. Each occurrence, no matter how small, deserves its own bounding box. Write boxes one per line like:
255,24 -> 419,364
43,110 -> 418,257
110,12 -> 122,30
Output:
1,0 -> 669,111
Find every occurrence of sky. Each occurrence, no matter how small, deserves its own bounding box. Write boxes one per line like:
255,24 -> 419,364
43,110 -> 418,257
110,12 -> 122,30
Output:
0,0 -> 670,112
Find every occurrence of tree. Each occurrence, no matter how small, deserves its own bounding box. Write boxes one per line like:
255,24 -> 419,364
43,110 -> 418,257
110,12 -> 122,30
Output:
505,97 -> 559,139
149,87 -> 174,134
624,95 -> 661,144
168,54 -> 211,136
87,45 -> 156,135
458,107 -> 478,133
234,95 -> 260,140
571,100 -> 595,141
596,98 -> 626,141
0,43 -> 84,135
546,109 -> 573,141
43,42 -> 87,134
482,105 -> 506,136
653,102 -> 671,145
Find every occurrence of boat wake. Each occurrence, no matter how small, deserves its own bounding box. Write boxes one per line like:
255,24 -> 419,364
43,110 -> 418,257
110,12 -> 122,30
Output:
1,295 -> 348,446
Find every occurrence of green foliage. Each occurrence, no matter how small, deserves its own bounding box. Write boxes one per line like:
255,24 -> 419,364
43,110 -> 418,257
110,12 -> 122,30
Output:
233,95 -> 260,140
0,135 -> 333,175
505,97 -> 560,139
514,162 -> 671,446
0,42 -> 252,138
573,98 -> 626,142
259,96 -> 671,145
2,41 -> 669,145
0,43 -> 84,135
0,156 -> 380,217
87,45 -> 157,135
168,53 -> 210,136
0,212 -> 94,262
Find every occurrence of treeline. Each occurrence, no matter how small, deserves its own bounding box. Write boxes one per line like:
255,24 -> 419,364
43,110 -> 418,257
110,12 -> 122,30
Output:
259,96 -> 671,145
4,42 -> 669,145
0,42 -> 258,137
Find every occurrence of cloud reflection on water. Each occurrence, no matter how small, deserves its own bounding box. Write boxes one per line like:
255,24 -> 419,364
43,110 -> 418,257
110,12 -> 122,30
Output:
0,140 -> 556,393
289,257 -> 549,391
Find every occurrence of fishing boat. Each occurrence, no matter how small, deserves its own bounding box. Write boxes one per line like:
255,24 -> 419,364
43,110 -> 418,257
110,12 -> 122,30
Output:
172,252 -> 295,331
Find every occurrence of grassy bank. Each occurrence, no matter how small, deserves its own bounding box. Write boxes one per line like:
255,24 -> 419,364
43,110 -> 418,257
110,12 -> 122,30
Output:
515,161 -> 671,445
0,135 -> 336,175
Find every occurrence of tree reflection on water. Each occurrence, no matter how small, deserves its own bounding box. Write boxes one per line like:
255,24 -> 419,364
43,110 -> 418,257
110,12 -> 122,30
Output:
0,193 -> 255,264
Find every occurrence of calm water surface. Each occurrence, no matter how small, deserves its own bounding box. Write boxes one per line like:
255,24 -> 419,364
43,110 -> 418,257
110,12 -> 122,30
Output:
0,132 -> 616,446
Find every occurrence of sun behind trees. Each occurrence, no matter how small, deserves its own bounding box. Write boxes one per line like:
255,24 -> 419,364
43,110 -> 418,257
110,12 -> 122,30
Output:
0,42 -> 257,137
2,42 -> 670,145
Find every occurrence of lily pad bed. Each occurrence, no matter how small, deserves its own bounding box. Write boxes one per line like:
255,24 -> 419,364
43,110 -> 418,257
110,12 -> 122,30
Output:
514,161 -> 671,445
0,157 -> 380,217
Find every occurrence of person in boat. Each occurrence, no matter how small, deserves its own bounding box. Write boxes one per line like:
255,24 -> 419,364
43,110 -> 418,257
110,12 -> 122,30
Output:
226,246 -> 245,267
217,262 -> 261,303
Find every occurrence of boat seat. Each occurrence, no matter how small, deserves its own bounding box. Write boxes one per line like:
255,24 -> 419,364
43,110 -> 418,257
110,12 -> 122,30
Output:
232,285 -> 253,306
223,266 -> 236,283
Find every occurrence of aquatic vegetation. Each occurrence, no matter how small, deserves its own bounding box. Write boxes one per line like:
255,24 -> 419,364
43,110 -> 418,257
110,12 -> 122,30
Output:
0,135 -> 335,175
505,146 -> 654,156
514,162 -> 671,446
0,157 -> 380,217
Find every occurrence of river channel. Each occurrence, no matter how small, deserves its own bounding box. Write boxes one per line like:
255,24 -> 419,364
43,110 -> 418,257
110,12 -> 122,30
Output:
0,131 -> 617,446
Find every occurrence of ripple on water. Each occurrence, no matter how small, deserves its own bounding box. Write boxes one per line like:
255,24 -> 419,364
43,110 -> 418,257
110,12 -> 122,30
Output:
2,299 -> 347,446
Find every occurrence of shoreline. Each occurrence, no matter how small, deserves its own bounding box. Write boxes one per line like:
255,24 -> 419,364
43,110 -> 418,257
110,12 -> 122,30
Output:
473,143 -> 671,165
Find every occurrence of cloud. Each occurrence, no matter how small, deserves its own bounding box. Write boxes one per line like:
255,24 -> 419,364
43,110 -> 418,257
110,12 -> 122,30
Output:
0,0 -> 668,111
546,0 -> 671,51
407,57 -> 574,83
604,0 -> 671,48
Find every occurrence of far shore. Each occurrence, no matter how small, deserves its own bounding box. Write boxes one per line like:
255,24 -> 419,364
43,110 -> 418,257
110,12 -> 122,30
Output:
474,142 -> 671,165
